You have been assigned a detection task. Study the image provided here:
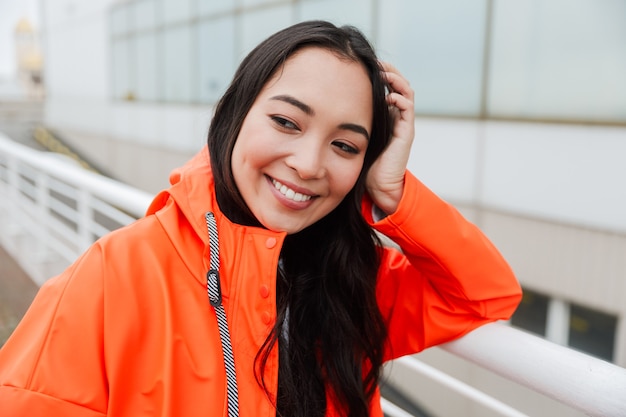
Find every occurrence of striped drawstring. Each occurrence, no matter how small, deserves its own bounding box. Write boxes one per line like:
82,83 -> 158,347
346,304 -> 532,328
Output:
205,212 -> 239,417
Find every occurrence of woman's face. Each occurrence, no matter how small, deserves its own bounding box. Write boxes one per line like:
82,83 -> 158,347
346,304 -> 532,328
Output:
231,47 -> 373,234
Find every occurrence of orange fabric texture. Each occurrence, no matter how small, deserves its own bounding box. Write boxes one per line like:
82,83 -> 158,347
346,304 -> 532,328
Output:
0,147 -> 521,416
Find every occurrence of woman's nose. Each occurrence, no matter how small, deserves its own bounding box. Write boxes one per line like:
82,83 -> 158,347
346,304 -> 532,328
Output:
286,137 -> 326,180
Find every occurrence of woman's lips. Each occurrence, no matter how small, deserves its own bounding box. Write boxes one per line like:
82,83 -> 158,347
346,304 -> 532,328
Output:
266,176 -> 318,209
271,178 -> 313,202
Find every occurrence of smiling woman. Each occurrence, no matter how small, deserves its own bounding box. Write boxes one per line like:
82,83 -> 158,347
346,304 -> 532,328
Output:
0,20 -> 522,417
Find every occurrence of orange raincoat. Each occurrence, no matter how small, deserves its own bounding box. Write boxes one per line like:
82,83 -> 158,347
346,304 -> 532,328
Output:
0,147 -> 521,416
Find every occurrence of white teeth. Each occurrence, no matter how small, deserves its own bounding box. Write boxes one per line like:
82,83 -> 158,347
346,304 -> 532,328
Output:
272,179 -> 312,202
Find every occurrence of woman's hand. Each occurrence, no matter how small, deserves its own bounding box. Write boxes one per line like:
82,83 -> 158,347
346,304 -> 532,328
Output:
366,62 -> 415,215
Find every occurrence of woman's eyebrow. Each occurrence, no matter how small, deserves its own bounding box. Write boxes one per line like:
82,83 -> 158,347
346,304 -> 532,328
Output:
270,94 -> 314,115
339,123 -> 370,142
270,94 -> 370,141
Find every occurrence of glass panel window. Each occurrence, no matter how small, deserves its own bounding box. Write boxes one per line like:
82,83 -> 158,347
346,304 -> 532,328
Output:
110,4 -> 130,36
240,0 -> 277,7
163,26 -> 193,102
133,0 -> 159,32
198,0 -> 236,16
112,38 -> 135,100
135,33 -> 159,101
510,288 -> 549,336
240,5 -> 293,59
197,18 -> 236,104
162,0 -> 192,25
298,0 -> 373,37
568,303 -> 617,362
489,0 -> 626,123
377,0 -> 488,117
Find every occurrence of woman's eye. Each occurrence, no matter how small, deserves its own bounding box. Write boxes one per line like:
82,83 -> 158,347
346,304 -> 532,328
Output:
333,141 -> 359,155
271,116 -> 299,131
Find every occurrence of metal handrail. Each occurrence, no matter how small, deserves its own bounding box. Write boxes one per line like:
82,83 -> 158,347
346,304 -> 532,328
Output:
1,133 -> 626,417
441,322 -> 626,417
0,133 -> 153,284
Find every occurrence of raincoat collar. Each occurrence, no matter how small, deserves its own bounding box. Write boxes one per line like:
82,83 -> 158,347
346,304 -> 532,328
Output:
145,146 -> 287,284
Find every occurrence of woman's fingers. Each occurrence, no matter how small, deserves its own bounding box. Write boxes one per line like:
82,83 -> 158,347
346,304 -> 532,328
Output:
366,62 -> 416,215
382,64 -> 414,137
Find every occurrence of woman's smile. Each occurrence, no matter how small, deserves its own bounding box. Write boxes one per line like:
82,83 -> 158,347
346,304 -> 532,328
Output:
269,176 -> 315,203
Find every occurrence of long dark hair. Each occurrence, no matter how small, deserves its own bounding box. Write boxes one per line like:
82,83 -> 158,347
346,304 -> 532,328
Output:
207,20 -> 393,417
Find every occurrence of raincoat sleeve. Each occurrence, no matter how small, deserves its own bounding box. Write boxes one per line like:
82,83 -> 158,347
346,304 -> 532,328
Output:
363,171 -> 522,360
0,245 -> 108,416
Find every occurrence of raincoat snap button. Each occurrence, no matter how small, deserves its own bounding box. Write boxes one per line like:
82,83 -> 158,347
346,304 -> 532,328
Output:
261,311 -> 272,325
259,285 -> 270,298
265,237 -> 277,248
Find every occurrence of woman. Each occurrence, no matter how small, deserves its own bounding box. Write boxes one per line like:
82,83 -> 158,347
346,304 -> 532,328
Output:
0,21 -> 521,417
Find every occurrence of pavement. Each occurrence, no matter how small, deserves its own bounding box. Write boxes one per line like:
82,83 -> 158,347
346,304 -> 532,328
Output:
0,98 -> 44,347
0,245 -> 39,346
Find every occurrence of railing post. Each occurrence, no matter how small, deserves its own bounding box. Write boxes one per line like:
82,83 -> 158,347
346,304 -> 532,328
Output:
4,155 -> 22,243
76,188 -> 94,253
31,170 -> 52,282
546,298 -> 570,345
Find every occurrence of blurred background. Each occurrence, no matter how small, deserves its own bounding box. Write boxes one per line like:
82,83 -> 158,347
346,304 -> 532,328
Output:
0,1 -> 625,416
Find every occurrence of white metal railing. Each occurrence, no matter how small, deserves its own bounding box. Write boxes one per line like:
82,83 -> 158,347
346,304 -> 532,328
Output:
1,133 -> 626,417
440,323 -> 626,416
0,133 -> 153,284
